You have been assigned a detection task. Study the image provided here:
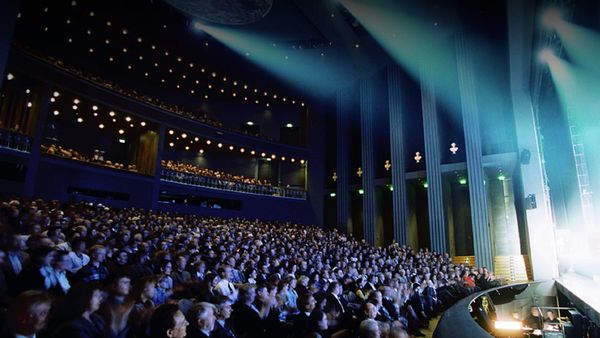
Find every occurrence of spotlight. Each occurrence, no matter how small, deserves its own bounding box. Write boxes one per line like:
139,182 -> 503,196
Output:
6,73 -> 15,80
538,48 -> 554,63
330,192 -> 336,197
541,7 -> 563,30
246,121 -> 254,126
286,123 -> 293,128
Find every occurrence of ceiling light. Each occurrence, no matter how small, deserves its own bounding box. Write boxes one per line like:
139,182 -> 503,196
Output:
50,97 -> 56,102
99,124 -> 105,129
206,140 -> 211,145
194,137 -> 199,142
77,117 -> 83,123
261,152 -> 266,157
271,154 -> 276,159
229,145 -> 234,150
109,111 -> 115,117
246,121 -> 254,126
72,105 -> 78,110
125,116 -> 131,122
140,121 -> 146,126
251,150 -> 256,155
92,105 -> 98,111
217,143 -> 223,148
185,146 -> 189,150
53,91 -> 60,97
26,102 -> 32,108
53,110 -> 60,116
118,129 -> 124,134
73,99 -> 80,104
169,142 -> 174,147
300,159 -> 305,164
290,158 -> 295,162
181,133 -> 187,139
199,149 -> 204,154
286,123 -> 293,128
169,130 -> 174,135
240,148 -> 245,153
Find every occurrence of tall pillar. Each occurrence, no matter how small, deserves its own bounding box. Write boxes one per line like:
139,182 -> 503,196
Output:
360,79 -> 376,245
24,86 -> 51,197
387,65 -> 408,245
420,73 -> 448,254
456,34 -> 493,269
151,124 -> 166,210
336,87 -> 351,234
0,0 -> 19,90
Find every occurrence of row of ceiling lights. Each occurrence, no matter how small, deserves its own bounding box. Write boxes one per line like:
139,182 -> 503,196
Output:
19,3 -> 307,109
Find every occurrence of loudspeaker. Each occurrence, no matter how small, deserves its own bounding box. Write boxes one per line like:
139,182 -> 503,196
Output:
520,149 -> 531,165
525,194 -> 537,210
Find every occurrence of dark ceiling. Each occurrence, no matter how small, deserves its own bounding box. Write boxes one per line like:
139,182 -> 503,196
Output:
10,0 -> 510,109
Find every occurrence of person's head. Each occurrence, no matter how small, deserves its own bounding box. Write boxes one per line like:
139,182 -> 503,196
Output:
150,304 -> 188,338
68,282 -> 104,315
308,310 -> 328,333
214,296 -> 233,320
109,272 -> 132,297
238,284 -> 256,304
531,306 -> 540,317
115,250 -> 128,266
89,245 -> 107,263
53,250 -> 71,272
364,302 -> 378,319
8,290 -> 53,336
187,302 -> 217,332
546,310 -> 555,320
359,319 -> 381,338
132,276 -> 158,302
175,255 -> 187,271
218,264 -> 233,281
297,293 -> 316,313
31,245 -> 56,267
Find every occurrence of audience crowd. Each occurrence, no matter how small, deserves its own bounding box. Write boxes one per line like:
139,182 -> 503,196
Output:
0,126 -> 32,152
162,160 -> 307,199
0,197 -> 500,338
41,144 -> 140,174
16,44 -> 277,142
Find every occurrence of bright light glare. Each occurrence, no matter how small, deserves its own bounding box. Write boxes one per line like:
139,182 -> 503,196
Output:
494,321 -> 522,331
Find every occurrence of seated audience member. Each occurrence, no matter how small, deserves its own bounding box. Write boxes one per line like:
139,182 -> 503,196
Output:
67,238 -> 89,274
214,264 -> 238,302
186,302 -> 217,338
17,245 -> 56,294
523,306 -> 542,330
4,290 -> 53,338
150,303 -> 189,338
172,255 -> 192,288
213,296 -> 236,338
99,272 -> 133,337
52,282 -> 107,338
51,250 -> 72,296
130,276 -> 158,337
305,310 -> 329,338
359,319 -> 381,338
77,245 -> 109,283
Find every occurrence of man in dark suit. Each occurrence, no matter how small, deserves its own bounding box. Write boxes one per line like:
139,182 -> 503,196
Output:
186,302 -> 217,338
291,293 -> 316,338
213,296 -> 236,338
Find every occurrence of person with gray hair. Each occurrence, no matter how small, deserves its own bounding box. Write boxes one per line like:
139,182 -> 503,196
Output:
186,302 -> 217,338
359,319 -> 381,338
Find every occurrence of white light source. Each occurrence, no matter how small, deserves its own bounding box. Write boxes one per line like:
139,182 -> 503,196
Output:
6,73 -> 14,80
140,121 -> 146,127
217,143 -> 223,148
169,130 -> 174,135
77,117 -> 83,123
99,124 -> 105,129
53,110 -> 60,116
53,91 -> 60,97
109,111 -> 115,117
125,116 -> 131,122
118,129 -> 124,134
246,121 -> 254,126
181,133 -> 187,139
92,105 -> 98,111
73,99 -> 80,104
494,321 -> 522,331
26,102 -> 32,108
286,123 -> 293,128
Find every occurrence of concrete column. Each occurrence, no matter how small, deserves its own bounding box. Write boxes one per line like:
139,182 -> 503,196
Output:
456,34 -> 493,269
151,124 -> 166,210
489,177 -> 521,255
360,79 -> 376,245
24,86 -> 51,197
387,65 -> 408,245
420,74 -> 448,254
336,87 -> 351,234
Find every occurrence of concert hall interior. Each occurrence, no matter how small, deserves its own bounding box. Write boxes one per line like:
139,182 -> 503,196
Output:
0,0 -> 599,337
